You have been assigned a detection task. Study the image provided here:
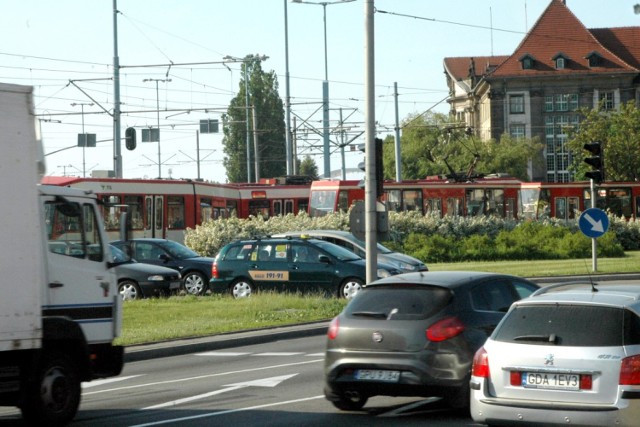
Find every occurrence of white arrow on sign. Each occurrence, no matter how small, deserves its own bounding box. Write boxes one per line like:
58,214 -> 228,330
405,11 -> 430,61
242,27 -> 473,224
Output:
584,212 -> 605,233
142,373 -> 298,410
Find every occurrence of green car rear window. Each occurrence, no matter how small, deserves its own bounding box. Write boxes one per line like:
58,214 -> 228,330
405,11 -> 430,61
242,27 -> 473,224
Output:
345,286 -> 451,320
493,304 -> 640,346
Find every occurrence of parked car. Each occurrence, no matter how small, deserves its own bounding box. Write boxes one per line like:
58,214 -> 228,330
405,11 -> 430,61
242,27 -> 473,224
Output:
323,271 -> 539,411
470,282 -> 640,427
111,238 -> 214,296
110,245 -> 181,301
273,230 -> 428,273
210,236 -> 401,299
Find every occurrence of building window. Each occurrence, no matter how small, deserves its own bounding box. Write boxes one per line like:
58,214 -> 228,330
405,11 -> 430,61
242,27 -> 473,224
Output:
544,95 -> 554,112
587,52 -> 602,67
555,57 -> 565,69
510,124 -> 525,139
509,94 -> 525,114
599,91 -> 614,111
555,94 -> 569,112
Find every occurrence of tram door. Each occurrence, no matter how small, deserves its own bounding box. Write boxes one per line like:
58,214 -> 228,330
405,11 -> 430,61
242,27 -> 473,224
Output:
145,195 -> 164,238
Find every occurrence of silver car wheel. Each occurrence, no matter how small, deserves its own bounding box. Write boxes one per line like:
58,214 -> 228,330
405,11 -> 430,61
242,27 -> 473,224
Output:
183,272 -> 206,295
118,280 -> 141,301
231,279 -> 253,298
340,278 -> 363,299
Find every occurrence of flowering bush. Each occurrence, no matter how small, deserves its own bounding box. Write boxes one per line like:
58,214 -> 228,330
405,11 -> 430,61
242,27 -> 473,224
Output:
184,209 -> 632,262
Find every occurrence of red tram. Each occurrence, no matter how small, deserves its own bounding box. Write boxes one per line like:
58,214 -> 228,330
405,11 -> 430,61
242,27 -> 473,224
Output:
41,176 -> 310,242
309,176 -> 640,221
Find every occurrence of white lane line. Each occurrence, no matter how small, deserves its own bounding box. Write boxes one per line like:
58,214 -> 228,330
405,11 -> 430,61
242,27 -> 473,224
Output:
82,375 -> 143,388
142,374 -> 298,410
251,352 -> 303,356
82,359 -> 323,396
129,395 -> 326,427
306,353 -> 324,357
194,352 -> 249,357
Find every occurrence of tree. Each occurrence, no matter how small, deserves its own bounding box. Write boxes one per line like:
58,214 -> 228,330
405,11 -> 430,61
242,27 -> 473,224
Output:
568,100 -> 640,182
382,112 -> 542,181
222,57 -> 286,183
299,155 -> 319,180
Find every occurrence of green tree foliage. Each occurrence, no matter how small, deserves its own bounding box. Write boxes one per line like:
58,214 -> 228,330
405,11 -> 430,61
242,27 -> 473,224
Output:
298,155 -> 319,180
568,101 -> 640,182
222,58 -> 286,183
382,112 -> 542,181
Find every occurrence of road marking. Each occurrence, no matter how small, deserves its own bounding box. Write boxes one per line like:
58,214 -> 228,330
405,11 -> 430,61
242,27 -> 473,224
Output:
82,375 -> 143,388
306,352 -> 324,357
82,359 -> 322,396
194,352 -> 249,357
252,352 -> 303,356
130,395 -> 326,426
142,374 -> 298,409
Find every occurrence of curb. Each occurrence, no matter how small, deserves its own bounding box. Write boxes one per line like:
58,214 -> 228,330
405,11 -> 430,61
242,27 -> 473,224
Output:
124,321 -> 329,363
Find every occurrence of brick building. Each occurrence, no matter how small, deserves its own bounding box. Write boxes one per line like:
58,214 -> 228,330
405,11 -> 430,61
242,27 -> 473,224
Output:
444,0 -> 640,182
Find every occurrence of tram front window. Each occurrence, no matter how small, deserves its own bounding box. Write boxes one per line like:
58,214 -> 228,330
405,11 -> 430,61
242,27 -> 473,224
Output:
310,190 -> 336,217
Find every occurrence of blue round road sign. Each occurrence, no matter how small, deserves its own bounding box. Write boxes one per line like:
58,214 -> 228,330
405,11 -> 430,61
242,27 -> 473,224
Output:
579,208 -> 609,238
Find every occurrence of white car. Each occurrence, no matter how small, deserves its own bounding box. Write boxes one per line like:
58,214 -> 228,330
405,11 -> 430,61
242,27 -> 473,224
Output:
272,230 -> 428,273
470,282 -> 640,426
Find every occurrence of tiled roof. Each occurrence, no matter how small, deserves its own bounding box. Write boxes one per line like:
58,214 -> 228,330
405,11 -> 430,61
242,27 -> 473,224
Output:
491,0 -> 638,77
443,0 -> 640,83
443,56 -> 509,82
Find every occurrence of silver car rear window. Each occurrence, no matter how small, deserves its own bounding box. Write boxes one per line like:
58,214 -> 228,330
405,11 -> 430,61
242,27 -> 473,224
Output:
493,304 -> 640,346
345,286 -> 451,320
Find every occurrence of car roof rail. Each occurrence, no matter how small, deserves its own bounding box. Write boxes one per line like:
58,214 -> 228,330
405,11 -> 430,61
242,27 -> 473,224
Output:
532,280 -> 600,297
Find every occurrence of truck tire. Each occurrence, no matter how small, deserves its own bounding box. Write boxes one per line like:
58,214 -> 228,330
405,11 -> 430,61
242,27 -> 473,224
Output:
21,351 -> 81,427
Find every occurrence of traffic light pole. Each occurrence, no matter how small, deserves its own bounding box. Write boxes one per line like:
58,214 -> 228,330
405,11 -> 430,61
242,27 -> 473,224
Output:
590,178 -> 597,271
364,2 -> 377,285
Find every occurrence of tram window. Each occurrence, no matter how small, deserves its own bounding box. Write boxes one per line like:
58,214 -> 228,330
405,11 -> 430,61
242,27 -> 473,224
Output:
273,200 -> 282,216
555,197 -> 567,220
568,197 -> 579,219
485,189 -> 505,217
403,190 -> 423,212
155,199 -> 163,230
338,190 -> 349,212
145,197 -> 153,230
284,199 -> 294,215
606,188 -> 632,218
167,196 -> 185,228
387,190 -> 402,212
201,198 -> 213,223
298,198 -> 309,214
466,189 -> 485,216
425,198 -> 442,217
249,200 -> 269,219
506,198 -> 515,219
446,197 -> 463,216
101,195 -> 121,230
125,195 -> 144,229
226,200 -> 238,218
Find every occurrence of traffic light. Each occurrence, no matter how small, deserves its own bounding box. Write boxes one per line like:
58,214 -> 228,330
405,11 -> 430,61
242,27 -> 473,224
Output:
583,141 -> 604,183
357,139 -> 384,199
125,127 -> 137,150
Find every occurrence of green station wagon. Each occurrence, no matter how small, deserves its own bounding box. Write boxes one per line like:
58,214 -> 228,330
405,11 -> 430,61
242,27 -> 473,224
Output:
209,237 -> 400,299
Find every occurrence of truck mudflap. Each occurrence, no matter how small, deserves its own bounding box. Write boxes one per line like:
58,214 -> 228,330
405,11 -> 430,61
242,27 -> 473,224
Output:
90,343 -> 124,379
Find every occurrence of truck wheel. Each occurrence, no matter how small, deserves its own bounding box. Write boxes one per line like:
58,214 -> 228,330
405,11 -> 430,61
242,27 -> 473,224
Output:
118,280 -> 142,301
21,352 -> 81,427
183,272 -> 207,295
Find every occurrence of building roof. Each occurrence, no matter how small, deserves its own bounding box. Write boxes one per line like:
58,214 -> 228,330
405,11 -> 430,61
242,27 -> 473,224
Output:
444,0 -> 640,83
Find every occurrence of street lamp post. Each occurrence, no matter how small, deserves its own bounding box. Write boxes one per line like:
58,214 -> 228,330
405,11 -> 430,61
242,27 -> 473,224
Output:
70,102 -> 94,177
223,54 -> 269,183
143,78 -> 171,178
292,0 -> 355,178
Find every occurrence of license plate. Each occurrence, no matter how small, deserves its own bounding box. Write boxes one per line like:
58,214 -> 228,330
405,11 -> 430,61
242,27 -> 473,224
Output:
522,372 -> 580,390
355,369 -> 400,382
169,281 -> 181,290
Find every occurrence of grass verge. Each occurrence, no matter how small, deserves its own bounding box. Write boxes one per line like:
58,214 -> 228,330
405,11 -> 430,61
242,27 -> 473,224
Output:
117,252 -> 640,346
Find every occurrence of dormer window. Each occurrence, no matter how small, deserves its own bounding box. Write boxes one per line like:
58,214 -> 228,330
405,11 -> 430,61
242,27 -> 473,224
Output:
519,54 -> 536,70
552,53 -> 569,70
586,51 -> 602,68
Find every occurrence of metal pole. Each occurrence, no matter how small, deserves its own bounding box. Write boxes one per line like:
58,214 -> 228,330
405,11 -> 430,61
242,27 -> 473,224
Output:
591,178 -> 597,271
253,106 -> 260,181
394,82 -> 402,182
364,0 -> 377,284
245,62 -> 251,183
155,80 -> 161,178
284,0 -> 293,175
113,0 -> 122,177
322,4 -> 331,178
196,130 -> 201,180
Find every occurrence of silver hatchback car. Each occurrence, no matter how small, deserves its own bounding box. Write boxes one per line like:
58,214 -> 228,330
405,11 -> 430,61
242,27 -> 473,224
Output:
470,282 -> 640,426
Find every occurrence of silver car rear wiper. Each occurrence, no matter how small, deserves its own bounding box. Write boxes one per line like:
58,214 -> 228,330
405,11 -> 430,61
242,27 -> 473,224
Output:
513,333 -> 558,344
351,311 -> 387,319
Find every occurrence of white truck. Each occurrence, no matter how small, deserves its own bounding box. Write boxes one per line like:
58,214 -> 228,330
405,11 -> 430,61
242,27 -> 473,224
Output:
0,82 -> 124,425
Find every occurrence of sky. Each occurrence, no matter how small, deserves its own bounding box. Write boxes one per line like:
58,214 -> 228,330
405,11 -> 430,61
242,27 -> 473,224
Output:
2,0 -> 640,183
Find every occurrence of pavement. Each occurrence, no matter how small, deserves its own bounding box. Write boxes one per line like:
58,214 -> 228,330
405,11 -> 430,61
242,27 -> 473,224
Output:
123,272 -> 640,363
